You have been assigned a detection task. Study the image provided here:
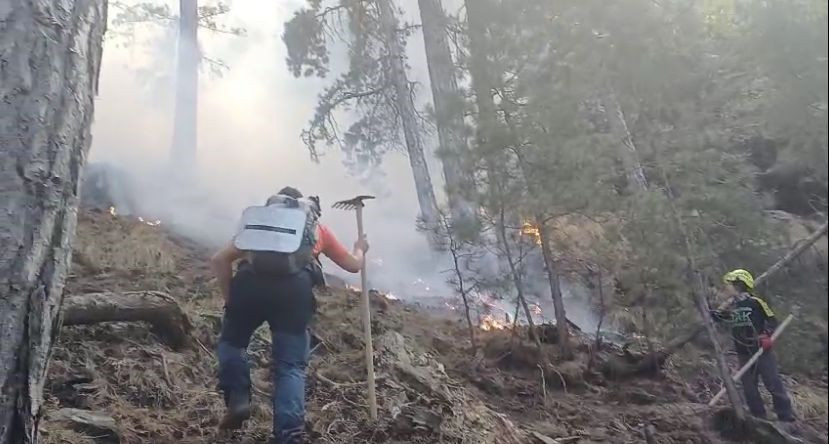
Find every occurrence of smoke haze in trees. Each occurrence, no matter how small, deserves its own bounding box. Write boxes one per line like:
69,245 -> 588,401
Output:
88,0 -> 599,331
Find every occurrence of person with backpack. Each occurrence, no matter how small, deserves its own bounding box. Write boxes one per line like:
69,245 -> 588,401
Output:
210,186 -> 368,444
712,269 -> 795,423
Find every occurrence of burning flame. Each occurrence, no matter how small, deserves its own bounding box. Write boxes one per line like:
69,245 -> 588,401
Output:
521,222 -> 542,245
138,216 -> 162,227
530,303 -> 543,316
479,314 -> 508,331
108,207 -> 161,226
384,292 -> 399,301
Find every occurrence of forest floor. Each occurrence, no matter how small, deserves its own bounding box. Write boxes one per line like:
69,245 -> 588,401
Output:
40,210 -> 828,444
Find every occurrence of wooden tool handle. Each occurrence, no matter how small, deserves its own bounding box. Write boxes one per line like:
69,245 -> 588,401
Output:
708,314 -> 794,406
356,206 -> 378,420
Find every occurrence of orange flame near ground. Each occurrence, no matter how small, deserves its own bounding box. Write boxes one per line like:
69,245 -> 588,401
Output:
479,314 -> 508,331
521,222 -> 542,245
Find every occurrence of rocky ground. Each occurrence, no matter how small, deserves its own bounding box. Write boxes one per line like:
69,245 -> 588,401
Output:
40,210 -> 828,443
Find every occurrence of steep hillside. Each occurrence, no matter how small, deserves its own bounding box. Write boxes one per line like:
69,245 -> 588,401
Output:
40,210 -> 827,443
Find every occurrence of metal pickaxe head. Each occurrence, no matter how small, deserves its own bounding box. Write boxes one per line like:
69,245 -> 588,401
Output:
332,195 -> 375,210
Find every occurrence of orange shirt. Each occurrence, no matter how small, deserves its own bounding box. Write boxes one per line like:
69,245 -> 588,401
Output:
313,224 -> 351,269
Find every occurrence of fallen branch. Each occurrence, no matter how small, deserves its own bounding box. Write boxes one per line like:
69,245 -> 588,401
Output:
62,291 -> 191,349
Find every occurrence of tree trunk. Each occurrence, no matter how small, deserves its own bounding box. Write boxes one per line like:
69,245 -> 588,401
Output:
62,291 -> 192,349
417,0 -> 475,227
603,89 -> 648,192
496,207 -> 540,348
170,0 -> 199,170
463,0 -> 502,205
0,1 -> 107,442
661,166 -> 745,420
537,219 -> 572,359
378,0 -> 439,229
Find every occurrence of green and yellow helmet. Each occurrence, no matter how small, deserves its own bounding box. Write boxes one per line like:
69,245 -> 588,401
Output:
723,269 -> 755,290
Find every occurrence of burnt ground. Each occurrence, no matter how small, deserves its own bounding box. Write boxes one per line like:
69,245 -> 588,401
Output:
40,210 -> 828,444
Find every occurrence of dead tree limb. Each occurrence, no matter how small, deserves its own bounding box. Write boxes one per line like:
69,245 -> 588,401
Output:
62,291 -> 192,349
755,220 -> 828,285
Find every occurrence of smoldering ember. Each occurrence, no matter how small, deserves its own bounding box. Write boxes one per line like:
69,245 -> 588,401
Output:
1,1 -> 827,444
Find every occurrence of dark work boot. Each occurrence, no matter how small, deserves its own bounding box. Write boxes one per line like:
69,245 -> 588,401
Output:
219,391 -> 251,430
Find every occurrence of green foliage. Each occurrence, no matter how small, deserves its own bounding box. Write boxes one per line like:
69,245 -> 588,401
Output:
446,0 -> 822,339
280,0 -> 826,351
283,1 -> 418,174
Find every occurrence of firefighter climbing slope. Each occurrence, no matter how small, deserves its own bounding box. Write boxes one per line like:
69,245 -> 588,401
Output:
712,269 -> 796,423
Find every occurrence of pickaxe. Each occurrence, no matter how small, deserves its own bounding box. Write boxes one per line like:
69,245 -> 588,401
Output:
332,195 -> 377,420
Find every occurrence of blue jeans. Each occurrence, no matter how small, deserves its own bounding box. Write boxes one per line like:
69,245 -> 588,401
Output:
217,266 -> 314,443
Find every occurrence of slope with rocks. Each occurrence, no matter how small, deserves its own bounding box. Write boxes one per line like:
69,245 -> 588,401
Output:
40,209 -> 827,443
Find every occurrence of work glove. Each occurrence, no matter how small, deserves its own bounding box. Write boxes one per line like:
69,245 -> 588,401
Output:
758,333 -> 773,352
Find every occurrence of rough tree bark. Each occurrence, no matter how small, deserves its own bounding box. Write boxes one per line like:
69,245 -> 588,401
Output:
417,0 -> 475,226
377,0 -> 439,229
0,1 -> 107,442
602,89 -> 648,192
170,0 -> 199,169
62,291 -> 192,349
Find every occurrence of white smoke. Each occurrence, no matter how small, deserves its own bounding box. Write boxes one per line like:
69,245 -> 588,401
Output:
88,0 -> 600,331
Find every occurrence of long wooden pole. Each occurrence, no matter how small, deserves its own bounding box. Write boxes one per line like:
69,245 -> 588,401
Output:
356,205 -> 378,420
708,314 -> 795,406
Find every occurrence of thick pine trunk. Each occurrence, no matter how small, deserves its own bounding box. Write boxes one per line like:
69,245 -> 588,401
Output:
170,0 -> 199,170
602,90 -> 648,192
0,1 -> 107,442
417,0 -> 475,226
378,0 -> 439,229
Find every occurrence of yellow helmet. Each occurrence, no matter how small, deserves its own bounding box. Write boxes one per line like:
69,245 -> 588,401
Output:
723,269 -> 755,290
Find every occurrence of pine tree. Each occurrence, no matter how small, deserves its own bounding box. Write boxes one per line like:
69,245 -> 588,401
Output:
283,0 -> 440,228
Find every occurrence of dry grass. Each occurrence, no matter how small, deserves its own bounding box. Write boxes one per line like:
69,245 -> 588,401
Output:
74,211 -> 177,274
786,377 -> 829,425
40,426 -> 95,444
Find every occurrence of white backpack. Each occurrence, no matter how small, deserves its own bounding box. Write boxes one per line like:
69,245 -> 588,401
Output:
234,195 -> 319,275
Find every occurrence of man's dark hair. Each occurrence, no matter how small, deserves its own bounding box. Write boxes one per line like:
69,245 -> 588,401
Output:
277,186 -> 303,199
